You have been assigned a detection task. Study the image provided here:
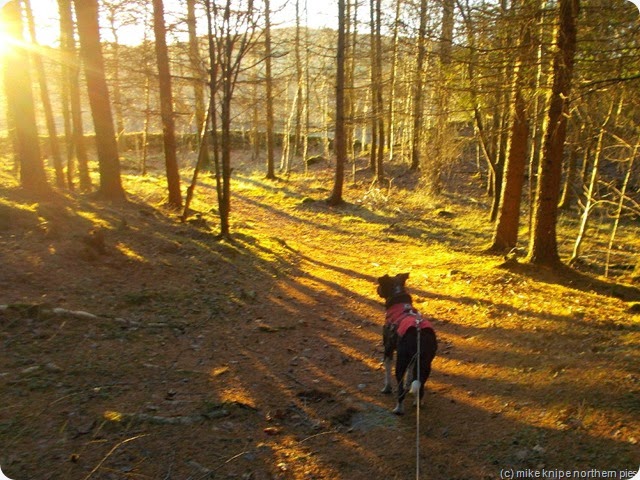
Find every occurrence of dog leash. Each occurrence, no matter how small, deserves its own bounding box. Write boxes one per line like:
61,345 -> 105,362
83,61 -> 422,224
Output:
415,315 -> 422,480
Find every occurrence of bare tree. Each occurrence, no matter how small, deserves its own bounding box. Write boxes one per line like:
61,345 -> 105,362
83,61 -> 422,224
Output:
527,0 -> 580,266
205,0 -> 261,237
327,0 -> 347,206
489,2 -> 536,253
1,0 -> 49,194
58,0 -> 91,191
187,0 -> 209,166
73,0 -> 125,201
24,0 -> 64,188
410,0 -> 428,172
152,0 -> 182,209
103,0 -> 131,147
369,0 -> 384,180
264,0 -> 276,180
569,99 -> 614,264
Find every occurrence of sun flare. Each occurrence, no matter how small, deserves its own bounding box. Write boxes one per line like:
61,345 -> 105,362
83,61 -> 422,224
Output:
0,32 -> 13,57
0,6 -> 16,57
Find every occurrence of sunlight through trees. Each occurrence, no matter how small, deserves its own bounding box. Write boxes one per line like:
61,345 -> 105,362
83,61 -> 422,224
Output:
0,0 -> 638,271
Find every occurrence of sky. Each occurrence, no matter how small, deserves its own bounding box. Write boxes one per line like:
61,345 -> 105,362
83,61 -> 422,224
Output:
20,0 -> 338,47
8,0 -> 640,48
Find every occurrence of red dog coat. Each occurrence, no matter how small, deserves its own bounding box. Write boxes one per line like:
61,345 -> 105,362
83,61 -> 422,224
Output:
385,303 -> 434,337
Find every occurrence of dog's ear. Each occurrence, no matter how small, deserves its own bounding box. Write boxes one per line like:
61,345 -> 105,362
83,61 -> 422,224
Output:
377,274 -> 391,298
397,272 -> 410,285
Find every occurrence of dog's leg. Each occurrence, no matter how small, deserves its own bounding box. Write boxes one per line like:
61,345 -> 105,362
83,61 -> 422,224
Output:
381,324 -> 395,394
416,330 -> 438,405
394,329 -> 426,414
393,340 -> 413,415
382,356 -> 393,394
393,360 -> 408,415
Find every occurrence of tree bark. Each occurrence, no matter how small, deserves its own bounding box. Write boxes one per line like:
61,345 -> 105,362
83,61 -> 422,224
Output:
105,5 -> 124,149
187,0 -> 209,167
327,0 -> 347,206
569,104 -> 612,264
206,0 -> 259,237
387,0 -> 401,163
558,142 -> 579,210
152,0 -> 182,209
294,0 -> 304,157
59,0 -> 91,191
410,0 -> 427,172
25,0 -> 65,188
369,0 -> 384,181
489,12 -> 534,253
73,0 -> 125,201
527,0 -> 580,266
604,134 -> 638,277
2,0 -> 49,194
264,0 -> 276,179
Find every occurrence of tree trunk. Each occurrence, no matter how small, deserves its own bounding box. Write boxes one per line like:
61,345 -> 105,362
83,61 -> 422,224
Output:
220,89 -> 232,237
73,0 -> 125,201
569,105 -> 611,264
59,0 -> 91,191
527,0 -> 580,267
294,0 -> 304,157
327,0 -> 346,206
59,38 -> 73,189
322,80 -> 331,161
368,0 -> 385,179
105,11 -> 125,149
2,0 -> 49,194
558,142 -> 579,210
527,0 -> 549,231
459,4 -> 495,186
303,0 -> 312,171
429,0 -> 455,193
207,0 -> 258,237
187,0 -> 209,167
489,14 -> 534,253
350,1 -> 360,182
280,82 -> 296,173
152,0 -> 182,209
605,134 -> 638,277
58,0 -> 73,189
373,0 -> 384,181
488,0 -> 514,219
24,0 -> 65,188
387,0 -> 401,162
141,34 -> 153,175
205,0 -> 223,221
182,96 -> 213,222
368,0 -> 377,173
410,0 -> 427,172
264,0 -> 276,180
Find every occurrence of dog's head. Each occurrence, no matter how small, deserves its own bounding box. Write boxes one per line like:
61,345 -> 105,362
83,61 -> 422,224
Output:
377,272 -> 410,301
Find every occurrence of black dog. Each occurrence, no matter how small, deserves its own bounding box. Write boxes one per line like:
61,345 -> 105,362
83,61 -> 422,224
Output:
377,273 -> 437,414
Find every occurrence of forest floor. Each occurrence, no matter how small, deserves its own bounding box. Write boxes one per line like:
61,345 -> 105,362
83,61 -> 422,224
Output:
1,152 -> 639,480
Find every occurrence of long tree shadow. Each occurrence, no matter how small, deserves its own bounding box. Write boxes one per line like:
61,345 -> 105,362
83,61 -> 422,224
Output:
499,260 -> 640,302
2,178 -> 638,479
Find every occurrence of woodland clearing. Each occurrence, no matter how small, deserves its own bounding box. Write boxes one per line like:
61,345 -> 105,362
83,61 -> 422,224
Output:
0,153 -> 639,480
